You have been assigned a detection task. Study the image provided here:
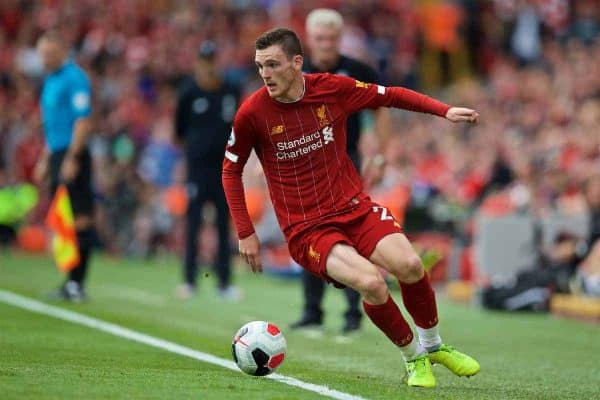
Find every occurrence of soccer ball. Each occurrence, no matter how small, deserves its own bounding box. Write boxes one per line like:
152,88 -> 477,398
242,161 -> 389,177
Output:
231,321 -> 287,376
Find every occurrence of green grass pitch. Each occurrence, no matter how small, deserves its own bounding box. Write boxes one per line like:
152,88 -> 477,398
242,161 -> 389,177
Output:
1,250 -> 598,399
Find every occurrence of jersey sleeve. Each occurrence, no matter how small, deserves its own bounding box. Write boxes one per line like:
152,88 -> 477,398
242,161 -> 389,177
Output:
334,74 -> 450,118
222,107 -> 257,239
70,70 -> 92,119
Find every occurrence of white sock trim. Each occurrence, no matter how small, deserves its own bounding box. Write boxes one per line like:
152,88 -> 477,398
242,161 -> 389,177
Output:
416,325 -> 442,350
400,335 -> 426,362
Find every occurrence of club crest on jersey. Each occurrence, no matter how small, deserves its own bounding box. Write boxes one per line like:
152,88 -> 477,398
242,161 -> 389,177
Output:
308,245 -> 320,262
355,80 -> 369,89
322,126 -> 334,144
315,104 -> 330,127
271,125 -> 285,135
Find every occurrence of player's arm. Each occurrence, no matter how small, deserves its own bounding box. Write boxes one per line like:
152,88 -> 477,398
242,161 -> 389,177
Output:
336,75 -> 478,123
33,146 -> 51,185
222,110 -> 262,272
362,66 -> 392,150
373,108 -> 392,148
362,107 -> 390,188
360,108 -> 391,187
69,117 -> 93,156
61,73 -> 92,182
353,65 -> 391,185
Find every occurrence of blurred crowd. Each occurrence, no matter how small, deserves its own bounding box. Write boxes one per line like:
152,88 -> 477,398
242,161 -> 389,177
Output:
0,0 -> 598,265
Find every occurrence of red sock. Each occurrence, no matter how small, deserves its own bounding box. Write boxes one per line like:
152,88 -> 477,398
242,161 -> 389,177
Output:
400,273 -> 439,329
363,295 -> 413,347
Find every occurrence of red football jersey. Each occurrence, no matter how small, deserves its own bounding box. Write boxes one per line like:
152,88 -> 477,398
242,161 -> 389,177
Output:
222,73 -> 449,239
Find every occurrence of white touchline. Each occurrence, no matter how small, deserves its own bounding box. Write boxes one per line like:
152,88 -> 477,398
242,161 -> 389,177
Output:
0,290 -> 367,400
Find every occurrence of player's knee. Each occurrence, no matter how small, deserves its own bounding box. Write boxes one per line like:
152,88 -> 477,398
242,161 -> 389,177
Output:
396,254 -> 424,283
357,273 -> 387,303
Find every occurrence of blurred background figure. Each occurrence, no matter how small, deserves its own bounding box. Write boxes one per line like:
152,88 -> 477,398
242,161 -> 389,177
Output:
290,8 -> 391,335
572,174 -> 600,296
34,31 -> 95,302
174,40 -> 242,301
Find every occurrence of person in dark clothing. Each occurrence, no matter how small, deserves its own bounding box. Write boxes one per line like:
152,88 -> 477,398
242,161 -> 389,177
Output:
291,9 -> 391,334
482,175 -> 600,310
174,41 -> 242,300
34,31 -> 95,302
573,174 -> 600,296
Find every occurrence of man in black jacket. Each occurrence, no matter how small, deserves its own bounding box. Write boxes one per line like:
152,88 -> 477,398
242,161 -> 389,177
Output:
175,41 -> 241,300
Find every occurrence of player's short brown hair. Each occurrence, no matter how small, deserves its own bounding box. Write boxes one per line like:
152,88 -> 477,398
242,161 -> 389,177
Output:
255,28 -> 303,59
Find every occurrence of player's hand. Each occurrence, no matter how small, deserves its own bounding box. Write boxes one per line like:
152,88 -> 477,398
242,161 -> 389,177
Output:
362,154 -> 385,189
60,153 -> 79,183
445,107 -> 479,123
239,233 -> 262,273
33,157 -> 49,185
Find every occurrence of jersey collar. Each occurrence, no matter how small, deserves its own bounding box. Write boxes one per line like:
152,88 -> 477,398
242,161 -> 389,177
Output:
273,75 -> 306,105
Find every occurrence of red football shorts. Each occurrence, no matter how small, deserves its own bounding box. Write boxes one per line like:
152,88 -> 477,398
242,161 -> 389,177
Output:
287,194 -> 403,288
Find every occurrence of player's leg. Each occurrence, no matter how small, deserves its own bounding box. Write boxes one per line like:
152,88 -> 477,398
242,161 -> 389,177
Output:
69,214 -> 93,297
180,174 -> 206,298
369,233 -> 440,347
291,271 -> 325,329
326,243 -> 435,387
341,151 -> 363,333
212,172 -> 241,301
48,149 -> 94,302
370,233 -> 480,377
68,150 -> 95,300
288,226 -> 434,387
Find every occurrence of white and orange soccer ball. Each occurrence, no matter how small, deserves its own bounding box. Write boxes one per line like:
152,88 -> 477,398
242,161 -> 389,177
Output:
231,321 -> 287,376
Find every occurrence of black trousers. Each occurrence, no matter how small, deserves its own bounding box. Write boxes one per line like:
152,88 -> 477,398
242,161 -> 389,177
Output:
184,166 -> 231,289
299,150 -> 362,324
301,271 -> 362,323
49,149 -> 94,286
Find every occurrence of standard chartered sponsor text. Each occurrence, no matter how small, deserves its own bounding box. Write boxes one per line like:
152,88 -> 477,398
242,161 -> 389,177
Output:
276,128 -> 331,160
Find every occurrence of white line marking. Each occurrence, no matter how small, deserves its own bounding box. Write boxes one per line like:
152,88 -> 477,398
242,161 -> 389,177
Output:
99,283 -> 167,306
0,290 -> 367,400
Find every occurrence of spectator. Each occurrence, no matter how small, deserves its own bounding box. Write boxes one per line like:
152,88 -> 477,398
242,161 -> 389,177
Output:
174,40 -> 242,301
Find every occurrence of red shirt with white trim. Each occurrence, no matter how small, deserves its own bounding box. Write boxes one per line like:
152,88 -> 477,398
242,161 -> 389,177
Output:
222,73 -> 450,239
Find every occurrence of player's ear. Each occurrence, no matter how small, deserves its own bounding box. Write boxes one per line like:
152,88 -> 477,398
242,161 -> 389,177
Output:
292,55 -> 303,71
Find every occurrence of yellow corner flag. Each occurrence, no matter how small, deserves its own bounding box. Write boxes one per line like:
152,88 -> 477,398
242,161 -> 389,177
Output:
45,185 -> 80,272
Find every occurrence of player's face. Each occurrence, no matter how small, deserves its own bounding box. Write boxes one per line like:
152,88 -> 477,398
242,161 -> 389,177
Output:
307,24 -> 341,67
255,45 -> 303,100
195,58 -> 217,77
37,39 -> 66,72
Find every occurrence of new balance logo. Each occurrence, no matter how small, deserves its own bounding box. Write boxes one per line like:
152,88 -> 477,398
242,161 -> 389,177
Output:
323,126 -> 334,144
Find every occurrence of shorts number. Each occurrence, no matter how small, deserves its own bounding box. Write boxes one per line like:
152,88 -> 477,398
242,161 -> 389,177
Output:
372,206 -> 393,221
